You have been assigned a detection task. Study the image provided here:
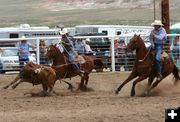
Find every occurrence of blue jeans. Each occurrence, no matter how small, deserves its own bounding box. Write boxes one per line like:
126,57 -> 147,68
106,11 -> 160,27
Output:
154,44 -> 163,73
19,57 -> 29,69
68,48 -> 80,71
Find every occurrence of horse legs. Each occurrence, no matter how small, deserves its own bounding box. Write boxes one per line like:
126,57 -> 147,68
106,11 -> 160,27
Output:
142,74 -> 156,96
61,80 -> 74,91
146,77 -> 164,95
115,72 -> 137,95
78,76 -> 85,91
3,74 -> 20,89
146,72 -> 170,95
130,75 -> 147,97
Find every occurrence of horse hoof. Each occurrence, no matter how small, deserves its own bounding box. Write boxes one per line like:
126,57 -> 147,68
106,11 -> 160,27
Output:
141,93 -> 147,97
130,92 -> 135,97
68,85 -> 74,91
141,91 -> 150,97
114,90 -> 119,95
12,86 -> 16,89
52,91 -> 59,96
80,87 -> 87,91
3,86 -> 8,89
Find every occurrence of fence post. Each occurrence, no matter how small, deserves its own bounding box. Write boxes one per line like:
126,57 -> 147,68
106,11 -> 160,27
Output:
111,36 -> 115,72
36,39 -> 40,64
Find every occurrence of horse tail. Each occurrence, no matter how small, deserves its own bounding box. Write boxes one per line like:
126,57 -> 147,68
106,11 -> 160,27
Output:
172,65 -> 180,84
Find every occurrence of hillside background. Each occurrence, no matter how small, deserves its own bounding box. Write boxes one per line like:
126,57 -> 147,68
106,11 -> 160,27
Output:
0,0 -> 179,27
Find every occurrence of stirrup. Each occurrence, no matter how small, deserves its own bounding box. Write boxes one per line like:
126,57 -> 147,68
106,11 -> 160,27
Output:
80,70 -> 85,74
79,70 -> 84,77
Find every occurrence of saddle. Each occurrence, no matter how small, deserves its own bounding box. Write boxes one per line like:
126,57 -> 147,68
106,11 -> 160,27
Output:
160,51 -> 169,62
75,55 -> 86,64
149,50 -> 170,75
151,50 -> 169,64
161,51 -> 170,64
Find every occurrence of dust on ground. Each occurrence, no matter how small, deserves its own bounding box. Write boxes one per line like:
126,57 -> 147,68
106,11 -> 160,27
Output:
0,72 -> 180,122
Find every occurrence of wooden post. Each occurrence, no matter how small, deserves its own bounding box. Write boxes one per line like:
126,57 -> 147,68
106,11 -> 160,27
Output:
161,0 -> 170,34
161,0 -> 170,52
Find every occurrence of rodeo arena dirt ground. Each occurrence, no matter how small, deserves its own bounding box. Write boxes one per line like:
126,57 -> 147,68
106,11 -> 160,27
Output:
0,71 -> 180,122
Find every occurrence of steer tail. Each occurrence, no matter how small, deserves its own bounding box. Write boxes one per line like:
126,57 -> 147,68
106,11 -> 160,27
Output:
172,65 -> 180,85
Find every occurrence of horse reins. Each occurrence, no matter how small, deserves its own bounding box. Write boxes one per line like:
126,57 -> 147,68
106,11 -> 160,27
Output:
138,45 -> 152,62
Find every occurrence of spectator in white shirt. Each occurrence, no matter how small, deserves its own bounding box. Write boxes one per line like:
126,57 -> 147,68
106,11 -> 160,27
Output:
83,38 -> 94,55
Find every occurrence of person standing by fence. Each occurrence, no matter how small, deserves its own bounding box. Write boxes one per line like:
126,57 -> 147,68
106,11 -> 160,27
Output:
17,35 -> 35,69
118,39 -> 128,71
39,39 -> 47,65
83,38 -> 94,55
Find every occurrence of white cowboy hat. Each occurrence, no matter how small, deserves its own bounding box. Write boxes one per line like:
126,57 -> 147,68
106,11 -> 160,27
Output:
151,20 -> 163,26
59,28 -> 69,35
85,38 -> 91,42
21,35 -> 27,41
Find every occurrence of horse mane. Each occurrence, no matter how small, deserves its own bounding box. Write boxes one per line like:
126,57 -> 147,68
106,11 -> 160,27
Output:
136,35 -> 147,50
52,44 -> 61,55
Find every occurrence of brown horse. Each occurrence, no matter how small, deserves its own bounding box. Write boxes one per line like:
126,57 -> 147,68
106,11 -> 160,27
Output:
3,62 -> 57,96
115,34 -> 179,96
46,44 -> 104,91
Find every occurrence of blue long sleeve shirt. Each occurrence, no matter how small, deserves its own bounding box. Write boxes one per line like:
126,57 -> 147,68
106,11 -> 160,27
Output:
17,41 -> 32,59
150,27 -> 167,45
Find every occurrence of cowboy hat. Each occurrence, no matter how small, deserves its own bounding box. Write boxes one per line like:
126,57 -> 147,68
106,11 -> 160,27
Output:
85,38 -> 91,42
151,20 -> 163,26
59,28 -> 69,35
21,35 -> 27,41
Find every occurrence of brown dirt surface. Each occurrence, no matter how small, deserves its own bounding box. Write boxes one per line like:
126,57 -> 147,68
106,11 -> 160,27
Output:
0,72 -> 180,122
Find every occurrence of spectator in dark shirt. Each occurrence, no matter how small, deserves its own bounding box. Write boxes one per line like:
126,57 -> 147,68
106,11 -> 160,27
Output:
39,39 -> 47,65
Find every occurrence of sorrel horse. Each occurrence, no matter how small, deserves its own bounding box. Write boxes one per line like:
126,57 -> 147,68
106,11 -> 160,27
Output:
115,34 -> 179,96
46,44 -> 104,91
3,62 -> 57,96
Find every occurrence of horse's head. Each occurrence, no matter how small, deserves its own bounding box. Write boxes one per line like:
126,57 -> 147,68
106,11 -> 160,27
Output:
45,44 -> 67,65
45,44 -> 59,60
127,34 -> 144,51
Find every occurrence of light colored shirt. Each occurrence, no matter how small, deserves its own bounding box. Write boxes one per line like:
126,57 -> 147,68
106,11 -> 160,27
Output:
84,44 -> 93,53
